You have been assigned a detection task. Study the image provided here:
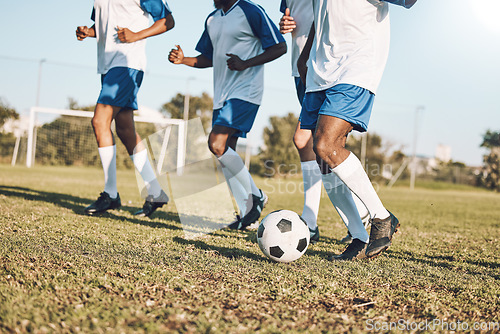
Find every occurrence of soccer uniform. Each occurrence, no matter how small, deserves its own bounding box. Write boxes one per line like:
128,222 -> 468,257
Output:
92,0 -> 172,109
301,0 -> 390,132
280,0 -> 314,104
195,0 -> 284,137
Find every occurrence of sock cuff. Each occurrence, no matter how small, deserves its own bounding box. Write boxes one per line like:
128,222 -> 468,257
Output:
218,147 -> 238,160
332,152 -> 361,180
98,145 -> 116,154
130,148 -> 148,161
301,160 -> 319,171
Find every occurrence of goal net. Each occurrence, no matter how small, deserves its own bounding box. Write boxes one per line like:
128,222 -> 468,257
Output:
23,106 -> 186,171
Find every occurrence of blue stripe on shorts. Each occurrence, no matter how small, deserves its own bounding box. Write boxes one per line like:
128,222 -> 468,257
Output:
97,67 -> 144,110
300,84 -> 374,132
212,99 -> 260,138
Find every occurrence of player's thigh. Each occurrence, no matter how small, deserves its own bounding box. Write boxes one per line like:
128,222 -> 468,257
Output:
114,108 -> 135,128
93,103 -> 118,127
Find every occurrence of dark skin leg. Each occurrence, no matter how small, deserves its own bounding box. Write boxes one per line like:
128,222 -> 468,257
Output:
208,125 -> 239,157
91,103 -> 144,155
313,115 -> 353,174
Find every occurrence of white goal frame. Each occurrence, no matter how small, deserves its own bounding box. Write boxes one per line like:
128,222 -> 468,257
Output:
26,106 -> 187,173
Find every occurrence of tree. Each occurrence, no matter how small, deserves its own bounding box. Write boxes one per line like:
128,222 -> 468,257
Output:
67,97 -> 95,112
0,98 -> 19,162
161,92 -> 213,131
479,130 -> 500,191
0,98 -> 19,127
346,133 -> 387,181
259,112 -> 300,177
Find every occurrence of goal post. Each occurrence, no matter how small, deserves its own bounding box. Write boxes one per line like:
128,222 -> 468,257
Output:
25,106 -> 186,173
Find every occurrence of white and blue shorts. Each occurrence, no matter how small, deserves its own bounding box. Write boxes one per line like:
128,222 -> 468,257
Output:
97,67 -> 144,110
300,84 -> 374,132
212,99 -> 260,138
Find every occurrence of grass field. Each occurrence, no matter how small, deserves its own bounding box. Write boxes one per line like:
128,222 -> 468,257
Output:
1,164 -> 499,333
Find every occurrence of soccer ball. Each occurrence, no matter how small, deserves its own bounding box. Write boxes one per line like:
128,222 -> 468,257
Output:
257,210 -> 310,263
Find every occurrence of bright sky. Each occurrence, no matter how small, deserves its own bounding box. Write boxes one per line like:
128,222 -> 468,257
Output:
1,0 -> 499,166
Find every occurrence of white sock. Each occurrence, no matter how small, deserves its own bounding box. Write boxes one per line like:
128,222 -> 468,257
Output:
352,194 -> 370,224
300,160 -> 322,230
218,148 -> 260,216
332,152 -> 389,220
322,172 -> 369,243
98,145 -> 117,199
130,149 -> 162,197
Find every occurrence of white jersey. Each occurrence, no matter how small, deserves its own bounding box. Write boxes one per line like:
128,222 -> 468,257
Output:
92,0 -> 171,74
280,0 -> 314,78
196,0 -> 284,109
306,0 -> 390,94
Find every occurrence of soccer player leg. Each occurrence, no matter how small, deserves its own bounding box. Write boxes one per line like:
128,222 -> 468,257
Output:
85,103 -> 121,215
293,123 -> 321,242
210,100 -> 266,229
313,85 -> 397,258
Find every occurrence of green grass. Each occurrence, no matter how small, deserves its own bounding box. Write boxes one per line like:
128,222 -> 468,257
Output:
1,165 -> 499,333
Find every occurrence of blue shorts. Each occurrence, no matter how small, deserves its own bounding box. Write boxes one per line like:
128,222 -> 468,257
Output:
294,76 -> 306,107
97,67 -> 144,110
300,84 -> 375,132
212,99 -> 260,138
300,84 -> 374,132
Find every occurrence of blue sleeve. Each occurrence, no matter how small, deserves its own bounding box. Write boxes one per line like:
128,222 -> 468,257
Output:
91,8 -> 95,22
240,2 -> 285,50
280,0 -> 287,14
140,0 -> 172,22
195,18 -> 214,61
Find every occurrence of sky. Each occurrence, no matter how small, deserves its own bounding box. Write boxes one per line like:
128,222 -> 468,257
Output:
1,0 -> 500,166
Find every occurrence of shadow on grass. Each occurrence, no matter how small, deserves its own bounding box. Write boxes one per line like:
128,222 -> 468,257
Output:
172,235 -> 266,262
389,249 -> 500,278
0,185 -> 183,231
210,227 -> 346,261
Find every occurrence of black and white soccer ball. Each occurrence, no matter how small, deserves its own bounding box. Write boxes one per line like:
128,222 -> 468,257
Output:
257,210 -> 310,263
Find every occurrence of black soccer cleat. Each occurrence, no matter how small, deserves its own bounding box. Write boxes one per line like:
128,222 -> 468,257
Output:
227,189 -> 268,230
330,238 -> 368,261
134,190 -> 169,217
365,211 -> 400,258
309,226 -> 320,244
84,192 -> 121,215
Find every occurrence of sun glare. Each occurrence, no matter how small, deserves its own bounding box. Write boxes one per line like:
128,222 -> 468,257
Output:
471,0 -> 500,33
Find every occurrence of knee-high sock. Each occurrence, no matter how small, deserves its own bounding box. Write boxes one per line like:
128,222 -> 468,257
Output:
98,145 -> 117,199
352,194 -> 370,223
130,149 -> 162,197
332,152 -> 389,220
322,172 -> 369,243
300,160 -> 322,230
218,148 -> 260,216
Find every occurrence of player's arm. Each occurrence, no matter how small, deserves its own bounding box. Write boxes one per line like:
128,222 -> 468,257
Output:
297,23 -> 315,84
117,13 -> 175,43
279,8 -> 296,34
76,24 -> 96,40
226,42 -> 287,71
168,45 -> 213,68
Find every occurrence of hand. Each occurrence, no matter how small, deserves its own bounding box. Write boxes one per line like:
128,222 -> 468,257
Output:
168,45 -> 184,64
116,26 -> 138,43
279,8 -> 296,34
76,26 -> 90,41
226,53 -> 247,71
